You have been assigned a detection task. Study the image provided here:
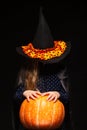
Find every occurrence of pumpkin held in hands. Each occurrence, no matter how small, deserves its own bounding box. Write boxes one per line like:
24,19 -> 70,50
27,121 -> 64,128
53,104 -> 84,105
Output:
19,95 -> 65,130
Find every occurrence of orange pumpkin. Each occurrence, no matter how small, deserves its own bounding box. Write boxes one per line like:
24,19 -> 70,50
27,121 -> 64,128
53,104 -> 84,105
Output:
19,95 -> 65,130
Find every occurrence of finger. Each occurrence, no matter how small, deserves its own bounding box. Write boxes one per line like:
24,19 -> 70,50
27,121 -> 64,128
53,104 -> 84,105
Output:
26,96 -> 30,102
42,92 -> 50,96
53,96 -> 58,102
47,94 -> 53,100
36,91 -> 42,95
30,94 -> 37,100
33,92 -> 40,98
47,95 -> 55,101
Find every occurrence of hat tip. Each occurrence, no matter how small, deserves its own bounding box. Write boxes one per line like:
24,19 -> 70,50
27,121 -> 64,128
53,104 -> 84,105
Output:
40,6 -> 43,11
40,6 -> 44,15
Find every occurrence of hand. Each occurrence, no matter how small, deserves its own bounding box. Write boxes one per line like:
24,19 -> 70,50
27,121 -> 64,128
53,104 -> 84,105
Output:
23,90 -> 41,101
42,91 -> 60,102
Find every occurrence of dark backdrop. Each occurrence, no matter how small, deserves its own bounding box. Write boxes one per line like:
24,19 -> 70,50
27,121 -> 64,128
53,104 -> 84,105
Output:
0,1 -> 87,130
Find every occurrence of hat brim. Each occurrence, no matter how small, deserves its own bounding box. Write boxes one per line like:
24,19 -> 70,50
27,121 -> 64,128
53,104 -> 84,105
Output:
16,42 -> 71,64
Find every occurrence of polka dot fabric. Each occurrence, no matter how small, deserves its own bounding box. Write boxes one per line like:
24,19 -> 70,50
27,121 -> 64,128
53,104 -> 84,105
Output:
36,73 -> 69,104
37,73 -> 63,92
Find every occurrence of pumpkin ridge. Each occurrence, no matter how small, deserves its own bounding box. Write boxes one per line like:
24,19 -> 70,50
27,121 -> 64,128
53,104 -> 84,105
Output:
36,96 -> 41,128
27,100 -> 32,128
25,99 -> 32,128
51,101 -> 56,128
57,101 -> 65,127
61,103 -> 65,124
46,96 -> 54,129
24,100 -> 29,127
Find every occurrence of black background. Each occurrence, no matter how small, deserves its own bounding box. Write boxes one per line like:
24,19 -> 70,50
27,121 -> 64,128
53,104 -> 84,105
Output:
0,1 -> 87,130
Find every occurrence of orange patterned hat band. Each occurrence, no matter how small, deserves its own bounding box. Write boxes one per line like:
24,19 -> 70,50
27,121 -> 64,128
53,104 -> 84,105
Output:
21,40 -> 67,60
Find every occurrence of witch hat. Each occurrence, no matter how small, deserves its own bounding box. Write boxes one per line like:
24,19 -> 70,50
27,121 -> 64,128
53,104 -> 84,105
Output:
32,7 -> 54,49
16,7 -> 71,64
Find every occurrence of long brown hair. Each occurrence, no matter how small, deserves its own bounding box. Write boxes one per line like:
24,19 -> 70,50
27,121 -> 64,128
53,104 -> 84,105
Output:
16,60 -> 39,90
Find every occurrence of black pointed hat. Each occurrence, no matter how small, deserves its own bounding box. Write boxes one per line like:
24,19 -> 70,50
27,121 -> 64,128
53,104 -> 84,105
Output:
32,7 -> 54,49
16,7 -> 71,64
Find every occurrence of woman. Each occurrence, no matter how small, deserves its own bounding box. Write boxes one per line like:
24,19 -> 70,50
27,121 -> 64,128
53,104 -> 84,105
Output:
12,7 -> 73,130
